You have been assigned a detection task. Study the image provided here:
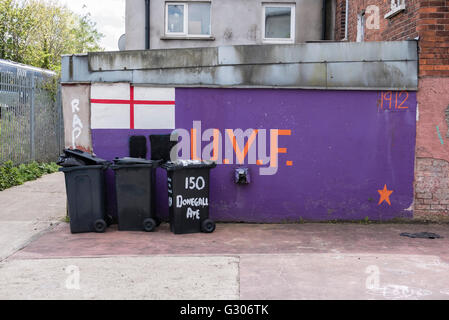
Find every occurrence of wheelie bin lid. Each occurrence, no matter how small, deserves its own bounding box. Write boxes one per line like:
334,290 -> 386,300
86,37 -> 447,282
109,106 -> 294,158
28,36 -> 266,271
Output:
111,157 -> 161,170
59,164 -> 107,173
63,149 -> 110,166
161,160 -> 217,171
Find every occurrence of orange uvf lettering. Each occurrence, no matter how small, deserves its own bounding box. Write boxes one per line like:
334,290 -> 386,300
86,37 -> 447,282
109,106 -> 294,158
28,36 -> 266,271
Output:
226,130 -> 258,165
269,130 -> 279,169
273,130 -> 291,168
211,129 -> 220,161
191,129 -> 201,161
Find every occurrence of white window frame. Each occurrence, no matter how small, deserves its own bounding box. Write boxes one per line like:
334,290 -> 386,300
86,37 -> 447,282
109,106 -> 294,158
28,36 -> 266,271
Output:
262,3 -> 296,44
165,2 -> 212,37
385,0 -> 406,19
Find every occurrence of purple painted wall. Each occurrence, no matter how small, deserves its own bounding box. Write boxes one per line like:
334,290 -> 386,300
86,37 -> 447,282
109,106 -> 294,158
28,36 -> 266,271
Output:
92,88 -> 417,222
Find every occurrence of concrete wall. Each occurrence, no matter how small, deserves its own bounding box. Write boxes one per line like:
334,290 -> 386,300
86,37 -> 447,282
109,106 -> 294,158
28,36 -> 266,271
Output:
125,0 -> 146,50
63,42 -> 419,92
61,85 -> 92,152
126,0 -> 324,50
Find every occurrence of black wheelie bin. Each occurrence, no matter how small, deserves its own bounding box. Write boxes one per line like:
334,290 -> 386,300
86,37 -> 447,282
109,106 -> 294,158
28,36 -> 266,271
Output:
161,161 -> 217,235
111,157 -> 161,232
58,149 -> 111,234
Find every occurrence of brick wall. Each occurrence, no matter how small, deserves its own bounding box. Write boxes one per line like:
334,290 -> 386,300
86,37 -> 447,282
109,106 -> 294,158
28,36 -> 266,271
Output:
335,0 -> 347,40
336,0 -> 419,41
335,0 -> 449,77
419,0 -> 449,77
415,77 -> 449,222
415,158 -> 449,221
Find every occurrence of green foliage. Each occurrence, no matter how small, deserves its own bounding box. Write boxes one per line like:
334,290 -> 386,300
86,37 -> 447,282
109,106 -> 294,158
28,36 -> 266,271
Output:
0,0 -> 104,72
0,160 -> 59,191
40,73 -> 59,101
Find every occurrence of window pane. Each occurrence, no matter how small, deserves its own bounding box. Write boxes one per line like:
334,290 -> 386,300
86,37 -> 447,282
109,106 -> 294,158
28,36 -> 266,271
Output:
265,7 -> 292,39
188,3 -> 211,35
167,4 -> 184,33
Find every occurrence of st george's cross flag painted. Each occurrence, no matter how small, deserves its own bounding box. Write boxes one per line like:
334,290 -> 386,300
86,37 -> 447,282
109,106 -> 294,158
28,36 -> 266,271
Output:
91,83 -> 176,130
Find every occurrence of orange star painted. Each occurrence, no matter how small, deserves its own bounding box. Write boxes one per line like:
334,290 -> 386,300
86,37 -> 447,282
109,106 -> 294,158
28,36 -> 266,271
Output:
378,185 -> 394,206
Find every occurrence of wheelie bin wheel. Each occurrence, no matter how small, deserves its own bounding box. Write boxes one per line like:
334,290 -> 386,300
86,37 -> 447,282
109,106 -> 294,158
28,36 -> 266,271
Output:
143,218 -> 157,232
154,217 -> 162,227
201,219 -> 216,233
94,219 -> 107,233
105,215 -> 114,227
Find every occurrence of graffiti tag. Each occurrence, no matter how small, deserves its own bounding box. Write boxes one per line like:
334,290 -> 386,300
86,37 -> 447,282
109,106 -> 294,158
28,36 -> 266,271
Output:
71,98 -> 83,149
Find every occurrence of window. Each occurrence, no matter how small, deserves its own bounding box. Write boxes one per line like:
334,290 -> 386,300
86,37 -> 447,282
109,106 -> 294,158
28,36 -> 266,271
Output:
385,0 -> 406,19
391,0 -> 406,10
166,2 -> 211,37
262,4 -> 295,43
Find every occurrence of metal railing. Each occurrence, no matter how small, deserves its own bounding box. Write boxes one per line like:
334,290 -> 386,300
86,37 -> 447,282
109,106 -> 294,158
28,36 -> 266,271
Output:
0,60 -> 64,165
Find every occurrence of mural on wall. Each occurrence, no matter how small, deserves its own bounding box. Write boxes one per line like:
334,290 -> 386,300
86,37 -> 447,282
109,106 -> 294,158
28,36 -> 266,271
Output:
91,83 -> 175,130
86,84 -> 417,223
378,185 -> 394,206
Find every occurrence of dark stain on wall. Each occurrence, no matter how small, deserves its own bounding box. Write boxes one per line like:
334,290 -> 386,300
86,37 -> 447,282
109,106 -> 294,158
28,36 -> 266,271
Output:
247,24 -> 258,41
224,28 -> 233,41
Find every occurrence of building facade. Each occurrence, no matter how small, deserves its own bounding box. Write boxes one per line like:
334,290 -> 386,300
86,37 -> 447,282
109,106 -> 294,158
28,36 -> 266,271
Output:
335,0 -> 449,220
125,0 -> 336,50
61,41 -> 419,223
60,0 -> 449,223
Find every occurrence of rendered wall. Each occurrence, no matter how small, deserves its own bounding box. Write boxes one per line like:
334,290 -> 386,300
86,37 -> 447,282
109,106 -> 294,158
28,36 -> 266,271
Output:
85,84 -> 417,222
125,0 -> 324,50
61,84 -> 92,152
415,78 -> 449,221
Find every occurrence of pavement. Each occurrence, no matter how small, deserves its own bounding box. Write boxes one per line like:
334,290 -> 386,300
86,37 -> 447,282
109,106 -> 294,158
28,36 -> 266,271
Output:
1,172 -> 449,300
0,173 -> 66,261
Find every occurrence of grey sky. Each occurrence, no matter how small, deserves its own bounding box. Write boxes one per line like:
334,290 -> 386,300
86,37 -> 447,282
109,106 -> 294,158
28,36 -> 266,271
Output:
55,0 -> 126,51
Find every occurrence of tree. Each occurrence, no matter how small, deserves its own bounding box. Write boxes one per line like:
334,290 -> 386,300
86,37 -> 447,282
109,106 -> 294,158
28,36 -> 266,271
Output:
0,0 -> 38,64
0,0 -> 104,72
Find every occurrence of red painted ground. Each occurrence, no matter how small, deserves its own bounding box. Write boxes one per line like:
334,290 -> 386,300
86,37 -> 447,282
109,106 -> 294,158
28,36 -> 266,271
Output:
13,223 -> 449,261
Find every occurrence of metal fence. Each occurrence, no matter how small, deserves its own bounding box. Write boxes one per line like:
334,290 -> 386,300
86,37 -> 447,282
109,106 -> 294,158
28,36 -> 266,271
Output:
0,60 -> 64,165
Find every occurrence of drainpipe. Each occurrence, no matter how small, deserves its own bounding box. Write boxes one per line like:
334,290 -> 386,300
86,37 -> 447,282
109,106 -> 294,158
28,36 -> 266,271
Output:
145,0 -> 150,49
322,0 -> 327,40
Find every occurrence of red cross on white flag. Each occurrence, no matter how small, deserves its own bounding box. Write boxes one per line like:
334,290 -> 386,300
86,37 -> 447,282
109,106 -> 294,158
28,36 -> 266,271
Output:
91,83 -> 176,130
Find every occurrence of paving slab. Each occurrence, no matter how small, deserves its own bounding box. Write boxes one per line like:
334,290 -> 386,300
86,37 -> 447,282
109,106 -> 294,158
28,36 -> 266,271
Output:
9,172 -> 66,195
239,253 -> 449,300
0,221 -> 58,261
0,173 -> 66,262
0,172 -> 66,222
13,223 -> 449,262
0,256 -> 239,300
